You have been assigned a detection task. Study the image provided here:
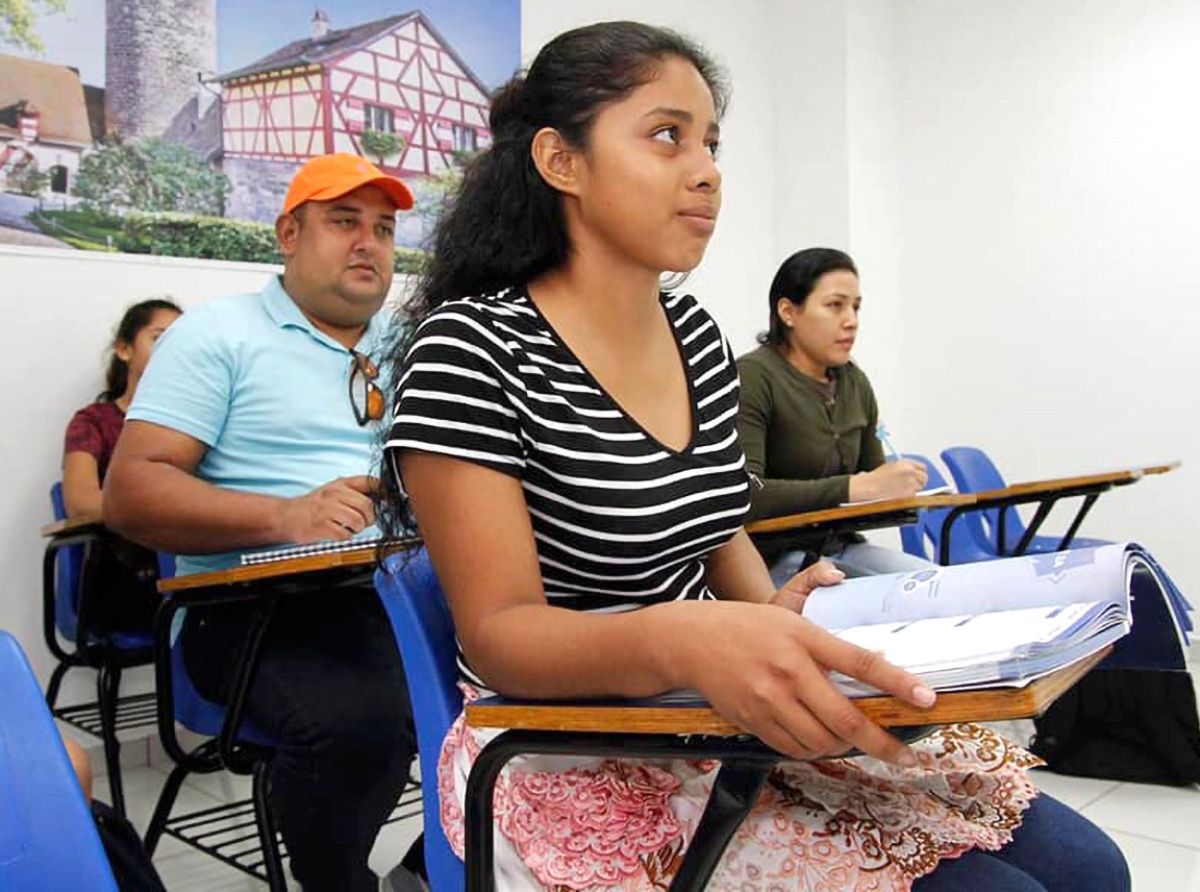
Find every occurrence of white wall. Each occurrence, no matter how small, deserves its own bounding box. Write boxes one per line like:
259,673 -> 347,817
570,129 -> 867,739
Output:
845,0 -> 906,426
886,0 -> 1200,590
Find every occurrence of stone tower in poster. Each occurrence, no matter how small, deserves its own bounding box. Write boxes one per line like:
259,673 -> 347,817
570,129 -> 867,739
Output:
105,0 -> 219,139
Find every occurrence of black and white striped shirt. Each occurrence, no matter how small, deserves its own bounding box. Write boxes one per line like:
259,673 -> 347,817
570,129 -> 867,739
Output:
387,288 -> 750,683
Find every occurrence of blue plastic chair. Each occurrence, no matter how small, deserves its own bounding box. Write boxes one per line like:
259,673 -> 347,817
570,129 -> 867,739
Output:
0,629 -> 119,891
154,553 -> 274,747
898,455 -> 999,565
49,481 -> 84,645
940,447 -> 1111,555
375,548 -> 465,892
46,482 -> 155,664
147,554 -> 423,889
43,482 -> 157,819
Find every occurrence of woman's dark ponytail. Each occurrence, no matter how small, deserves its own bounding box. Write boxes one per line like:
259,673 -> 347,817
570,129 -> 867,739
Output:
418,76 -> 570,307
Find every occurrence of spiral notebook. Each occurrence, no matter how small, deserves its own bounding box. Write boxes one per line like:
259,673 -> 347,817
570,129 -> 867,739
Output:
240,536 -> 384,566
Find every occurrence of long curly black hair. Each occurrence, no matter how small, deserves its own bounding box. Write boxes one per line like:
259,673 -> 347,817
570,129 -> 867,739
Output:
376,21 -> 729,544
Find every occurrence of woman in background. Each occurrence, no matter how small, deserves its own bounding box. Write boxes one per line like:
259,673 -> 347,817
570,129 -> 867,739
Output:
63,298 -> 182,517
738,248 -> 933,585
60,298 -> 181,633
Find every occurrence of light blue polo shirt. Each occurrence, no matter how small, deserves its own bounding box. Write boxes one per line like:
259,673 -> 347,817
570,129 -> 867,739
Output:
128,275 -> 389,575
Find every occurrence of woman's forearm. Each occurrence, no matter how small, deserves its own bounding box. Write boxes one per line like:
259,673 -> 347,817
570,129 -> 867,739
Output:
465,599 -> 718,699
704,528 -> 775,603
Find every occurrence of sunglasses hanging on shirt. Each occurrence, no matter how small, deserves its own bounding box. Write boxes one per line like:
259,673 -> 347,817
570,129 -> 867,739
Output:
349,350 -> 385,426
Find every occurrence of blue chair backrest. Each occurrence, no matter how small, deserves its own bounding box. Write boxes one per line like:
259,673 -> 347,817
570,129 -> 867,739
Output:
940,446 -> 1021,549
156,552 -> 274,745
166,622 -> 275,747
374,548 -> 465,892
0,630 -> 119,890
898,455 -> 997,564
49,482 -> 83,641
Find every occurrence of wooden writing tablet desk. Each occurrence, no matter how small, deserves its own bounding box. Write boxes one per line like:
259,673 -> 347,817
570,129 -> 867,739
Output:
466,646 -> 1109,735
745,493 -> 976,557
157,540 -> 420,594
41,513 -> 104,539
936,461 -> 1180,564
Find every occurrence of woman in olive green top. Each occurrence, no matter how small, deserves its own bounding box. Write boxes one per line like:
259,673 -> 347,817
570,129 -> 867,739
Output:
737,247 -> 932,586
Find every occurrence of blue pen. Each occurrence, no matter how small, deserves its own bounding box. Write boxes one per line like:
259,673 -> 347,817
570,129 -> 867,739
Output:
876,423 -> 901,462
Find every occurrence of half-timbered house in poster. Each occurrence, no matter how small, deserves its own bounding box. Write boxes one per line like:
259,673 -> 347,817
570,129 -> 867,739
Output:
215,10 -> 492,226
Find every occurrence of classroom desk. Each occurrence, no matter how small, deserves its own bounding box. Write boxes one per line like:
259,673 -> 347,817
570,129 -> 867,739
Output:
40,510 -> 156,817
39,510 -> 135,675
937,462 -> 1180,566
157,541 -> 419,594
460,648 -> 1108,892
148,538 -> 425,881
41,512 -> 104,538
745,493 -> 976,556
155,539 -> 421,769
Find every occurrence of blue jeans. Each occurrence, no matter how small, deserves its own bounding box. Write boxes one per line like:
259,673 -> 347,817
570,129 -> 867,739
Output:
913,793 -> 1130,891
769,541 -> 933,588
182,586 -> 416,892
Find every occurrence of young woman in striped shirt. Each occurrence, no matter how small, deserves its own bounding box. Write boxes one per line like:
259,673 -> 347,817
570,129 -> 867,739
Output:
380,21 -> 1127,892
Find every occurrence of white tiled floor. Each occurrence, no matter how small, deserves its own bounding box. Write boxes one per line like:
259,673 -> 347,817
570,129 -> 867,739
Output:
95,763 -> 422,891
102,757 -> 1200,891
88,666 -> 1200,890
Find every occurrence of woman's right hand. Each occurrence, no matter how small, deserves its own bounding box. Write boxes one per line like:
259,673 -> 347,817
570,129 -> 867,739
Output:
678,602 -> 936,765
849,459 -> 928,502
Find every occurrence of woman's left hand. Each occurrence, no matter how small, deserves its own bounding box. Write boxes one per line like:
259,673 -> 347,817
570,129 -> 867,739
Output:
770,560 -> 845,614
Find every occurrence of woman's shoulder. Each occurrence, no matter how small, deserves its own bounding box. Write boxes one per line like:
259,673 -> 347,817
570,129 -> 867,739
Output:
663,291 -> 717,331
69,400 -> 123,426
64,401 -> 123,453
663,292 -> 736,365
736,343 -> 777,366
422,289 -> 536,326
414,290 -> 538,348
735,344 -> 783,379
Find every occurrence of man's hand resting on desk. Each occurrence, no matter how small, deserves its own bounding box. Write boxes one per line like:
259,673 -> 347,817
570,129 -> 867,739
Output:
273,475 -> 379,543
849,459 -> 928,502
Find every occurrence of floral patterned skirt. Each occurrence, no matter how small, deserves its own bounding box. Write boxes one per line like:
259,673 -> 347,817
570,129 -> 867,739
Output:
438,686 -> 1044,891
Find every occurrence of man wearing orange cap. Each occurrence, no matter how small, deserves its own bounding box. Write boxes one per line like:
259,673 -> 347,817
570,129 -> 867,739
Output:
105,154 -> 419,891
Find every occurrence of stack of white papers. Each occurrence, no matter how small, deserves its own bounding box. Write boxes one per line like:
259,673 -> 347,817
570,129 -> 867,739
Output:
802,542 -> 1186,695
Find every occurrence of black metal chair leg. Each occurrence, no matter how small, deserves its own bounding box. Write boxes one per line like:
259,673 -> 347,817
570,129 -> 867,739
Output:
97,663 -> 126,818
1013,499 -> 1057,556
252,759 -> 288,892
1057,492 -> 1100,550
401,831 -> 427,880
45,661 -> 71,710
144,761 -> 190,855
465,730 -> 786,892
667,761 -> 771,891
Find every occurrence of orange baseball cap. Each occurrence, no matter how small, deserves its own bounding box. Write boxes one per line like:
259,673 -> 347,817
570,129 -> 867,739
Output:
283,153 -> 414,213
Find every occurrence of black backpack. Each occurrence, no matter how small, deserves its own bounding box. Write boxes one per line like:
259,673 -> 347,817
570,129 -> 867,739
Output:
91,800 -> 168,892
1031,668 -> 1200,785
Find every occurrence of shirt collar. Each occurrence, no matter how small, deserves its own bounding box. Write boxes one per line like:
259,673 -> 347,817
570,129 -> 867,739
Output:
260,275 -> 386,356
